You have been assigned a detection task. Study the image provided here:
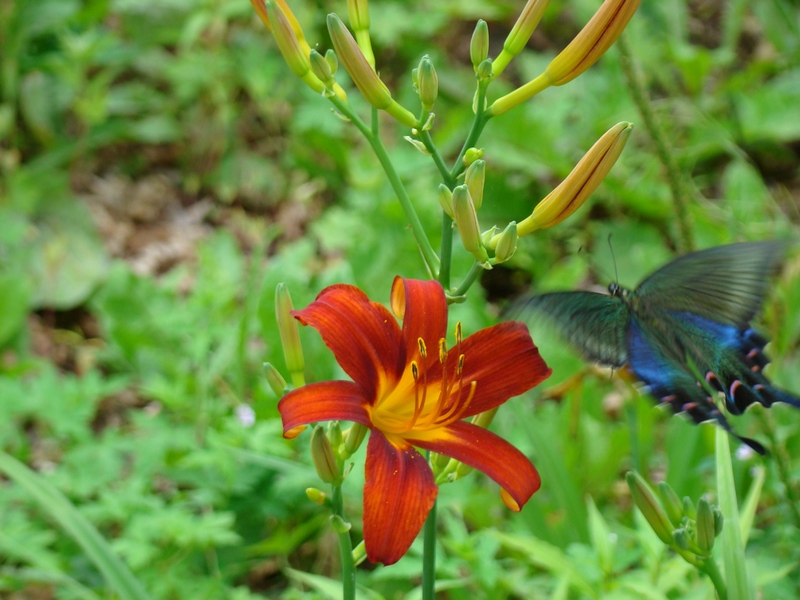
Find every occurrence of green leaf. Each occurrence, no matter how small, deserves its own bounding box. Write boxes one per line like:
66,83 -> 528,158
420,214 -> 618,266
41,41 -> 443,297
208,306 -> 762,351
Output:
0,451 -> 151,600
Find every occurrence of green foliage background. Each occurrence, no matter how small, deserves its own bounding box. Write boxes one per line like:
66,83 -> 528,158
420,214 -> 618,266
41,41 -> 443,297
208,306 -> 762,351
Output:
1,0 -> 800,597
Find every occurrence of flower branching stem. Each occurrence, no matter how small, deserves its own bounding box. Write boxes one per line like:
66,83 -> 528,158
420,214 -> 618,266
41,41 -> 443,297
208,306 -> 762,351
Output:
331,485 -> 356,600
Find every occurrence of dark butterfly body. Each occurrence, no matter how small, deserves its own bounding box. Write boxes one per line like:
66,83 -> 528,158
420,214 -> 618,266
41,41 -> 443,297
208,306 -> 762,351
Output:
514,241 -> 800,454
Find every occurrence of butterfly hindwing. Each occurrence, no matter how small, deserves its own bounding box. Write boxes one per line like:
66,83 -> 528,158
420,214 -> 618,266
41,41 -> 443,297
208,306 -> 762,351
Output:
511,291 -> 630,367
627,316 -> 768,454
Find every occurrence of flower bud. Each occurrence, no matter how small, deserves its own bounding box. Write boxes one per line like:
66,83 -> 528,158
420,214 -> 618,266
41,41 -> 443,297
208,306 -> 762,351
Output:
517,122 -> 632,235
470,20 -> 489,71
263,362 -> 288,397
480,226 -> 497,247
327,13 -> 417,128
438,184 -> 454,219
306,487 -> 327,505
713,507 -> 724,537
309,49 -> 335,89
493,222 -> 518,264
263,1 -> 324,93
476,59 -> 493,82
311,425 -> 341,484
347,0 -> 375,68
325,49 -> 338,74
417,55 -> 438,112
682,496 -> 696,520
343,422 -> 368,458
465,159 -> 486,209
657,481 -> 684,527
452,186 -> 488,262
328,420 -> 343,449
492,0 -> 550,77
545,0 -> 641,86
275,283 -> 305,385
347,0 -> 370,32
695,497 -> 716,554
626,471 -> 674,545
462,147 -> 483,166
672,527 -> 690,551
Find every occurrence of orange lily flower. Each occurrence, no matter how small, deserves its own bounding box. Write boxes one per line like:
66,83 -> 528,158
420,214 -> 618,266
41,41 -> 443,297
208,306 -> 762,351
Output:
279,277 -> 551,565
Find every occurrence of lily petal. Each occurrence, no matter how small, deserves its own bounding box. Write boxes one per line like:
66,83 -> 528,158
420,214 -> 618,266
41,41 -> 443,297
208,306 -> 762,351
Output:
391,277 -> 448,365
294,284 -> 404,397
278,380 -> 371,435
363,430 -> 438,565
408,420 -> 540,510
452,321 -> 551,417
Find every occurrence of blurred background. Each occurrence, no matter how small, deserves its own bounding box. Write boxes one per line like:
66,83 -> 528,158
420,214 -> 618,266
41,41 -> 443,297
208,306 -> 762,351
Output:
1,0 -> 800,597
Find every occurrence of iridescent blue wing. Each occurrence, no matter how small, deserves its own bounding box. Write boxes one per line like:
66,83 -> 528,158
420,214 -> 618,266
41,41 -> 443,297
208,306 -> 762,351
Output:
670,312 -> 800,416
510,291 -> 630,367
626,315 -> 769,454
633,241 -> 788,327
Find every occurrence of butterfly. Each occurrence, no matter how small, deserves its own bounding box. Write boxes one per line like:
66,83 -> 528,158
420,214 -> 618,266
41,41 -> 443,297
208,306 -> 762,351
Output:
512,241 -> 799,454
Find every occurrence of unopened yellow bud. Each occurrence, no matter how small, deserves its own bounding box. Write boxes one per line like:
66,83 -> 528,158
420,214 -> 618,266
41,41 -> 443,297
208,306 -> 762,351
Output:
310,425 -> 341,484
545,0 -> 641,86
265,1 -> 320,86
452,186 -> 488,262
417,55 -> 438,112
327,13 -> 417,128
252,1 -> 346,101
626,471 -> 674,545
438,184 -> 454,219
493,222 -> 518,263
306,487 -> 327,505
462,147 -> 483,166
465,159 -> 486,209
347,0 -> 370,31
263,362 -> 288,397
470,20 -> 489,71
493,0 -> 550,77
517,122 -> 632,235
275,283 -> 305,385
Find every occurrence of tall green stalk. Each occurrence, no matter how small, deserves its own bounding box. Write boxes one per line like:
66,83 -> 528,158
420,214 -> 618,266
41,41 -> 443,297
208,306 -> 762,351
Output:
331,484 -> 356,600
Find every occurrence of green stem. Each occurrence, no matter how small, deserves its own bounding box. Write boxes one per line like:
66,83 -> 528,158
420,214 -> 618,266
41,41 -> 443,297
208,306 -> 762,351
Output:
439,214 -> 454,289
421,497 -> 437,600
700,558 -> 728,600
416,129 -> 456,289
450,261 -> 483,299
449,83 -> 492,181
329,97 -> 440,277
419,129 -> 455,187
331,485 -> 356,600
616,34 -> 694,253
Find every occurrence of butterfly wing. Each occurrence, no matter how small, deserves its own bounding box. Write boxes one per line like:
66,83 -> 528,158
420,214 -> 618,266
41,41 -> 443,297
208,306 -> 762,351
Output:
626,315 -> 768,454
510,291 -> 630,367
633,241 -> 788,327
668,312 -> 800,415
